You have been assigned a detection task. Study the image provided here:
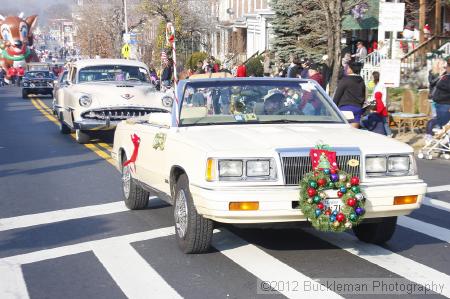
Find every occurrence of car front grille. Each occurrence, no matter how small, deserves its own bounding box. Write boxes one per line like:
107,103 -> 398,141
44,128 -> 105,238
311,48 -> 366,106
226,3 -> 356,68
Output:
81,107 -> 166,121
279,148 -> 361,185
28,80 -> 52,87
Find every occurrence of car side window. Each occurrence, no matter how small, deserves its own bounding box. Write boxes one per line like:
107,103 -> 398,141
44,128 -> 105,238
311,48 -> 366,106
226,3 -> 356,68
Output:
71,68 -> 77,84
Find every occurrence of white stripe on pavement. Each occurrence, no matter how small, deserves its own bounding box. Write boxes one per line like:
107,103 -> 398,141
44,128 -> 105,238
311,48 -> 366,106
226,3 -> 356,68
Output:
0,201 -> 128,232
427,185 -> 450,193
423,197 -> 450,213
0,261 -> 30,299
398,216 -> 450,243
305,229 -> 450,298
213,229 -> 343,299
2,227 -> 175,265
94,243 -> 182,299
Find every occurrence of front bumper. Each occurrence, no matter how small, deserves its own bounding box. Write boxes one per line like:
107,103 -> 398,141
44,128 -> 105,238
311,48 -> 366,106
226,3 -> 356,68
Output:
73,119 -> 121,131
23,87 -> 53,93
190,180 -> 427,223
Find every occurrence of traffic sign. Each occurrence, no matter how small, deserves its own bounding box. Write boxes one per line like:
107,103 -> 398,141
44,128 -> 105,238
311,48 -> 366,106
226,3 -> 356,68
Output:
121,43 -> 130,59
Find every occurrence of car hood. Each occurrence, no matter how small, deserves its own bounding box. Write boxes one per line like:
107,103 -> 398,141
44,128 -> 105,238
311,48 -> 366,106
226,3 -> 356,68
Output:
176,124 -> 412,155
74,82 -> 168,108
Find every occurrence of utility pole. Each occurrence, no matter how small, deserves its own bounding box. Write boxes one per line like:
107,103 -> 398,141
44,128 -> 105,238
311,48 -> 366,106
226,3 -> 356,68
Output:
123,0 -> 128,35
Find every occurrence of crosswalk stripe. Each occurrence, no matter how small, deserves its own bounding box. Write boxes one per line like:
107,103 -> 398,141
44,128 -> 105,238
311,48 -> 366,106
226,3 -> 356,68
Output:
0,261 -> 30,299
398,216 -> 450,243
0,201 -> 127,232
213,229 -> 343,299
423,197 -> 450,213
305,229 -> 450,298
427,185 -> 450,193
94,243 -> 182,299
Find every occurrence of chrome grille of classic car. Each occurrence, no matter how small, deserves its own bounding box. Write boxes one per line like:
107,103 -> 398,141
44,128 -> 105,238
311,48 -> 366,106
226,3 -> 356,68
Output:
29,80 -> 52,87
279,148 -> 361,185
81,108 -> 167,121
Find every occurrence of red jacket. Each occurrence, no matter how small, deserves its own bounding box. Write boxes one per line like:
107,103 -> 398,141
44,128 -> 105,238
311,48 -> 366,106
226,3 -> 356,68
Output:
236,65 -> 247,77
7,67 -> 18,77
374,91 -> 388,117
17,67 -> 25,77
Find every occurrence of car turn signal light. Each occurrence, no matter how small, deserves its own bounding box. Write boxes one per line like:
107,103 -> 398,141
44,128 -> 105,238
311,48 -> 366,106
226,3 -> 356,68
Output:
205,158 -> 215,182
394,195 -> 418,205
229,202 -> 259,211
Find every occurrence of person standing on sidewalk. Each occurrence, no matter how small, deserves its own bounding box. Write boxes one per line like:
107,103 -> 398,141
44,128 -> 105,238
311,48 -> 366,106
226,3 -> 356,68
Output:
352,41 -> 367,64
431,59 -> 450,127
333,61 -> 366,128
17,66 -> 25,87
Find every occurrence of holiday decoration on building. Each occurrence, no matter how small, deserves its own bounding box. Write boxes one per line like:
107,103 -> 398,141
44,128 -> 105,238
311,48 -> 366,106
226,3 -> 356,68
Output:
0,13 -> 40,83
299,144 -> 366,232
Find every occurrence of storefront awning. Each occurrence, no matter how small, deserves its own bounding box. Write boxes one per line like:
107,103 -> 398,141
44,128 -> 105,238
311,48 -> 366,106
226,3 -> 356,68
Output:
342,0 -> 379,30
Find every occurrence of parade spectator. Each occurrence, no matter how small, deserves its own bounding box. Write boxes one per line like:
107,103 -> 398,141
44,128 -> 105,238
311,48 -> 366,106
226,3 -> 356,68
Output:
7,67 -> 18,85
352,41 -> 367,64
276,59 -> 287,77
0,68 -> 5,87
17,66 -> 25,86
195,60 -> 204,74
287,56 -> 300,78
211,57 -> 220,73
333,61 -> 366,128
431,59 -> 450,127
202,58 -> 212,73
161,59 -> 173,87
263,52 -> 272,77
340,53 -> 352,79
236,61 -> 247,77
300,59 -> 310,79
320,55 -> 331,90
308,64 -> 324,89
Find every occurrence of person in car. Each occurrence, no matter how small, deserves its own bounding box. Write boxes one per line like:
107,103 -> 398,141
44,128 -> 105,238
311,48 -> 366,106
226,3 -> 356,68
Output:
264,92 -> 285,114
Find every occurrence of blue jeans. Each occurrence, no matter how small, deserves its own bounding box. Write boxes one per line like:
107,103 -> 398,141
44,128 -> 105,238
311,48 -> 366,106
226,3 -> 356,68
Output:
435,103 -> 450,127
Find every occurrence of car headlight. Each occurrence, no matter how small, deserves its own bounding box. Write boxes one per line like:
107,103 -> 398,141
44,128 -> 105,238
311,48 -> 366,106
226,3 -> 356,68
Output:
23,82 -> 29,87
206,158 -> 277,181
162,96 -> 173,107
366,154 -> 416,176
79,95 -> 92,107
219,160 -> 243,177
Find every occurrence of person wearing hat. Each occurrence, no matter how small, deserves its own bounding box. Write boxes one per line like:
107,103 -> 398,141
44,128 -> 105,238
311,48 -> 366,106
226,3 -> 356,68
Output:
351,41 -> 367,64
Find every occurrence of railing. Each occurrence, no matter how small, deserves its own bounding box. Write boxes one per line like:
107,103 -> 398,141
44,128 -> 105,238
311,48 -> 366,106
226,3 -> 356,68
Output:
362,50 -> 387,67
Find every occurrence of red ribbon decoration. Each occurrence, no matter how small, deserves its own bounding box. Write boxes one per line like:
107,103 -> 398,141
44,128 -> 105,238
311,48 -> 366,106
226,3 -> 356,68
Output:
123,134 -> 141,172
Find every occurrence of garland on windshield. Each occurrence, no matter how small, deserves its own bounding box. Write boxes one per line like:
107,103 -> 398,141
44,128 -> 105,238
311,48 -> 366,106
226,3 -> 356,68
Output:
299,144 -> 366,232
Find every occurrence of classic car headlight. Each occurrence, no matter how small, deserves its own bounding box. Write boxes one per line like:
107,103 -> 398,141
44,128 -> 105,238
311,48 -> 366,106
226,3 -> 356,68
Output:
23,82 -> 29,87
366,154 -> 416,176
206,158 -> 276,181
79,95 -> 92,107
162,96 -> 173,107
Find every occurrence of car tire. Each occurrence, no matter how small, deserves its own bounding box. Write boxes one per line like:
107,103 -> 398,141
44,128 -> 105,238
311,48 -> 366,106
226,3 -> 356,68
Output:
75,129 -> 90,144
22,90 -> 28,99
174,174 -> 213,254
352,217 -> 397,244
121,154 -> 149,210
59,120 -> 71,135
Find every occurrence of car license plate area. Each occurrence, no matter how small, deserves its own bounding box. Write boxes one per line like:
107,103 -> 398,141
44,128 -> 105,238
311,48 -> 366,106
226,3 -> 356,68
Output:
323,198 -> 343,212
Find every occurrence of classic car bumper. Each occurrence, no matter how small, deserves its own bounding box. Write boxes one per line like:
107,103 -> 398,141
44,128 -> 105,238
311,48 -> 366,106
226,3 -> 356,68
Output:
74,119 -> 121,131
23,87 -> 53,93
190,180 -> 427,223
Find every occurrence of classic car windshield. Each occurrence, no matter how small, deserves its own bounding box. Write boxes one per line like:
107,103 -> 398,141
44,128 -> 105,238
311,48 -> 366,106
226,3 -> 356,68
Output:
78,65 -> 150,83
179,80 -> 344,126
26,71 -> 52,79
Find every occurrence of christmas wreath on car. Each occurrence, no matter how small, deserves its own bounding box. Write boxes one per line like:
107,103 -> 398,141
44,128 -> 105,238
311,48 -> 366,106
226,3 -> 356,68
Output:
299,145 -> 366,232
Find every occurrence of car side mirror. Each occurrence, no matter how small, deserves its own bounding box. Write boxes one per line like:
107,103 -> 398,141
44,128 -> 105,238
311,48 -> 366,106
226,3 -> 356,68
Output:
342,111 -> 355,121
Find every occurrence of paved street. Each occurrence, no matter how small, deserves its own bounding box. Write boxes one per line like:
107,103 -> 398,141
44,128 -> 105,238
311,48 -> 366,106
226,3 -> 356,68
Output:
0,86 -> 449,299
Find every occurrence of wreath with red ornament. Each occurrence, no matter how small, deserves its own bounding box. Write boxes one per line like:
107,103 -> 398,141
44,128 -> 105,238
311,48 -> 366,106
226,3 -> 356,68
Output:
299,144 -> 366,232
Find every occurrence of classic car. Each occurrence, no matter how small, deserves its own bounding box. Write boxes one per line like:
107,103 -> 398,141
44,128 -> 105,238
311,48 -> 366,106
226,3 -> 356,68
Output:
21,70 -> 55,98
54,59 -> 173,143
111,78 -> 427,254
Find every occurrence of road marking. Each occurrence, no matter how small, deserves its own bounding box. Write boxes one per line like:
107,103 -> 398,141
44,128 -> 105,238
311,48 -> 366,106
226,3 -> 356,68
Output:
399,216 -> 450,243
0,201 -> 127,232
0,261 -> 30,299
94,243 -> 182,299
1,227 -> 174,265
428,185 -> 450,193
30,97 -> 116,166
213,229 -> 343,299
305,229 -> 450,298
423,197 -> 450,213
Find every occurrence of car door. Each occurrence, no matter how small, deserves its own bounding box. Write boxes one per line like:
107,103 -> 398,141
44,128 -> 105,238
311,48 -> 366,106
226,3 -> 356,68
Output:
61,67 -> 77,127
54,71 -> 68,113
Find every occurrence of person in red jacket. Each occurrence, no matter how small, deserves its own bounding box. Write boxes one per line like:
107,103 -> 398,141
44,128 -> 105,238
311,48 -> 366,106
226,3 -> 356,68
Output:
17,66 -> 25,86
372,71 -> 392,136
236,62 -> 247,77
7,67 -> 18,85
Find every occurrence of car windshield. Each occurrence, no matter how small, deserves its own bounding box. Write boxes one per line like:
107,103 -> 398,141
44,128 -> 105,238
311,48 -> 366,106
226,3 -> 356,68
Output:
26,71 -> 51,79
179,80 -> 344,126
78,65 -> 150,83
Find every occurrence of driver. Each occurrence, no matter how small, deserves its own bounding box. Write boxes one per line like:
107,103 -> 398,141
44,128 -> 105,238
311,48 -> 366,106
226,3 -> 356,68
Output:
264,92 -> 285,115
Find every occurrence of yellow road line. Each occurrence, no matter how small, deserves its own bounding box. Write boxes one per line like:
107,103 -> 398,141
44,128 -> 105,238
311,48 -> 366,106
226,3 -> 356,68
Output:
30,98 -> 116,166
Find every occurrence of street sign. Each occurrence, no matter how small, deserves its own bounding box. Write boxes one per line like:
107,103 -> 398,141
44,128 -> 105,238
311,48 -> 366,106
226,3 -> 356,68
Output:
379,2 -> 405,32
121,43 -> 131,59
380,59 -> 401,88
123,33 -> 131,43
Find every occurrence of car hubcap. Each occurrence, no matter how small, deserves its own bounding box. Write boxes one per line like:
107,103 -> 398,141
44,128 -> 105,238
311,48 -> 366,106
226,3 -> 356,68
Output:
175,190 -> 188,239
122,164 -> 131,198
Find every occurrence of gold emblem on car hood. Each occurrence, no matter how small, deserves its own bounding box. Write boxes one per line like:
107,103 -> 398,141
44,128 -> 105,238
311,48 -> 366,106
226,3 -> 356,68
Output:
348,159 -> 359,167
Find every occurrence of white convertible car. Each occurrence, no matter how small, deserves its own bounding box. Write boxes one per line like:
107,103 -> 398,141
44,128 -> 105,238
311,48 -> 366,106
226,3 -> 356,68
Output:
111,78 -> 427,253
54,59 -> 172,143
